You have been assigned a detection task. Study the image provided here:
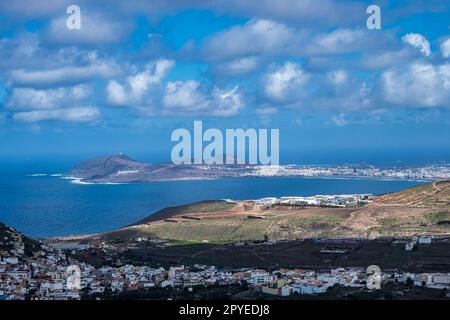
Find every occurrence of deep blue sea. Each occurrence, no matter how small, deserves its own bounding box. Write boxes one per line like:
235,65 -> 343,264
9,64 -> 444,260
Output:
0,160 -> 422,238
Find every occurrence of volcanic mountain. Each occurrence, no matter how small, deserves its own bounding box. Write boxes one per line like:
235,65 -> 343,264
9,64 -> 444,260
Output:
67,154 -> 151,180
65,154 -> 253,183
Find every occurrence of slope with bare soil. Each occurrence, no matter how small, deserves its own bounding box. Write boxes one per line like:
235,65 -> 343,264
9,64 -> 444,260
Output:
102,181 -> 450,243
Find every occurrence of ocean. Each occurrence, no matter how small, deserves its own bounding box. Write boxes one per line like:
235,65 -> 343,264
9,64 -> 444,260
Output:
0,160 -> 421,238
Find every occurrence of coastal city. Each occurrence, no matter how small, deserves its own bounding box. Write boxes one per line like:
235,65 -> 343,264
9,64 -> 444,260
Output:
2,223 -> 450,300
250,164 -> 450,181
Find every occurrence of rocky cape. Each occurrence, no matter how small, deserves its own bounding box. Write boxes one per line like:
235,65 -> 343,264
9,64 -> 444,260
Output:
65,154 -> 260,183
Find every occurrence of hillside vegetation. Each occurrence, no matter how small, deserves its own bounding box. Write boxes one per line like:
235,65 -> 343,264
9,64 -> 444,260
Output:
103,181 -> 450,243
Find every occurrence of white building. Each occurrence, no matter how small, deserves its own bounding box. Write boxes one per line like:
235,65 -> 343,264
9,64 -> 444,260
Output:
418,235 -> 433,244
432,274 -> 450,285
254,197 -> 277,206
405,241 -> 417,251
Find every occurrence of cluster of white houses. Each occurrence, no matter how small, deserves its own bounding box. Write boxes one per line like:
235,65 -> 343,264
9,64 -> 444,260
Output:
250,164 -> 450,181
2,244 -> 450,300
1,224 -> 448,300
254,194 -> 372,208
404,235 -> 434,251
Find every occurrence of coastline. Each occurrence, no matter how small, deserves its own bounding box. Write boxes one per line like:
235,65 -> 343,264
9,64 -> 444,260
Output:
37,172 -> 431,185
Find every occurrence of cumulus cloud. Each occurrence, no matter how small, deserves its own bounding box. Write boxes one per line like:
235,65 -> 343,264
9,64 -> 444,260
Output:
326,69 -> 348,85
0,0 -> 70,18
1,0 -> 449,127
441,38 -> 450,58
106,59 -> 174,106
381,62 -> 450,108
257,61 -> 375,112
162,80 -> 243,117
402,33 -> 431,57
331,113 -> 348,126
12,107 -> 100,122
217,0 -> 366,27
106,59 -> 242,117
359,49 -> 415,69
5,83 -> 99,123
45,13 -> 133,46
263,62 -> 309,103
214,56 -> 259,76
202,21 -> 393,64
0,34 -> 121,84
10,62 -> 118,88
203,19 -> 299,61
307,28 -> 367,54
163,81 -> 205,109
0,0 -> 388,28
0,33 -> 41,72
299,67 -> 373,111
7,85 -> 92,111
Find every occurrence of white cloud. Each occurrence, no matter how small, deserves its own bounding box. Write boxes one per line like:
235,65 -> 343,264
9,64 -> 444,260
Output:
0,0 -> 69,18
129,60 -> 174,95
217,0 -> 366,27
0,0 -> 369,26
10,62 -> 118,88
381,62 -> 450,107
45,13 -> 132,45
360,49 -> 414,69
7,85 -> 92,111
327,69 -> 348,85
0,33 -> 41,71
106,60 -> 242,117
162,80 -> 243,117
331,113 -> 347,126
106,59 -> 174,106
263,62 -> 309,102
13,107 -> 100,122
210,86 -> 243,117
214,56 -> 258,76
163,80 -> 205,109
106,81 -> 127,106
202,21 -> 387,66
402,33 -> 431,57
0,35 -> 122,91
315,71 -> 372,110
6,83 -> 99,123
203,19 -> 298,61
441,38 -> 450,58
308,28 -> 367,54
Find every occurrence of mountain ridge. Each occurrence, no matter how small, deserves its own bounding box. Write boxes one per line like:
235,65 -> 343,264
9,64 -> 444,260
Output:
65,153 -> 255,183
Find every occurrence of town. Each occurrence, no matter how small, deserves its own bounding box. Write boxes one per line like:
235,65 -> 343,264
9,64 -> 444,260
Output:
252,194 -> 372,207
249,164 -> 450,181
2,227 -> 450,300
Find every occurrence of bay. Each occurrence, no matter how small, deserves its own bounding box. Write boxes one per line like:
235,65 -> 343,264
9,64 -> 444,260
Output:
0,165 -> 420,237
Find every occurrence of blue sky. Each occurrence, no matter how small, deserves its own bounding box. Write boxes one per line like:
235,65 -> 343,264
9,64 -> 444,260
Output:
1,0 -> 450,164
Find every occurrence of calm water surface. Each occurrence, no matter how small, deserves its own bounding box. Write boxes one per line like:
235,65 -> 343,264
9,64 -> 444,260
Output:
0,162 -> 421,237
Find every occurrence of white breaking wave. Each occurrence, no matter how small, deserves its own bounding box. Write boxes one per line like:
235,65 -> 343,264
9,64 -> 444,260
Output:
50,173 -> 63,177
70,178 -> 127,185
70,179 -> 95,185
60,176 -> 81,180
